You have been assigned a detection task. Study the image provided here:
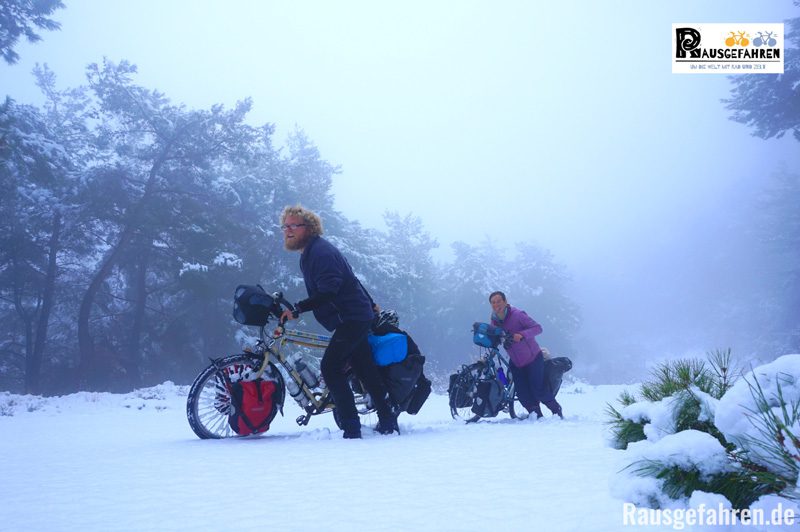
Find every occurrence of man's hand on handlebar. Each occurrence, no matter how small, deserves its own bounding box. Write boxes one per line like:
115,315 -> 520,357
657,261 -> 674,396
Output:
279,309 -> 296,324
273,308 -> 300,337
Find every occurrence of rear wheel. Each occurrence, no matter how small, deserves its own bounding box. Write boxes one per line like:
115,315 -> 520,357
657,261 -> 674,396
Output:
186,353 -> 285,439
332,375 -> 376,430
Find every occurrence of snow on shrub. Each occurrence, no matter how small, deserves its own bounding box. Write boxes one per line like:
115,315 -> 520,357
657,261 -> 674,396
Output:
606,350 -> 736,450
612,430 -> 737,508
620,395 -> 678,442
715,354 -> 800,480
612,354 -> 800,513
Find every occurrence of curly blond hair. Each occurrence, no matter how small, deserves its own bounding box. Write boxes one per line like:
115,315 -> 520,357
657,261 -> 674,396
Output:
280,205 -> 324,237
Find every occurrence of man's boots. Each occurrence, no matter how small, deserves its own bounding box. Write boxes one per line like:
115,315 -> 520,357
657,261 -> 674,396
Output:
374,394 -> 401,435
341,418 -> 362,439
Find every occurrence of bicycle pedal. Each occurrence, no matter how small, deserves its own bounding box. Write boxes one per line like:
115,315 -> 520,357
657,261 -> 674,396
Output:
295,414 -> 310,426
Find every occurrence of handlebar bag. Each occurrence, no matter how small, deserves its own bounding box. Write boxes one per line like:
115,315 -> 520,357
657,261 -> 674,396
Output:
472,322 -> 504,348
233,284 -> 275,326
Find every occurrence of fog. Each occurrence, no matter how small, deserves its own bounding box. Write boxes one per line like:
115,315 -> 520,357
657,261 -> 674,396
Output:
3,0 -> 798,383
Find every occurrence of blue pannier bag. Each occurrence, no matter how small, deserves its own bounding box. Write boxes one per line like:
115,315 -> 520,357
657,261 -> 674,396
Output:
472,322 -> 504,348
368,332 -> 408,366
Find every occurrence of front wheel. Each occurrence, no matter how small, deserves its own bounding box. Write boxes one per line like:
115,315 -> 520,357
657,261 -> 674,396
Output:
186,353 -> 285,439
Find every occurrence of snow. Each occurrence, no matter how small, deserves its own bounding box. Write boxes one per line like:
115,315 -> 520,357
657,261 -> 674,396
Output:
607,355 -> 800,528
749,495 -> 800,532
715,354 -> 800,477
2,377 -> 796,531
620,386 -> 721,443
178,262 -> 208,276
213,252 -> 242,269
687,386 -> 719,424
621,395 -> 679,442
0,381 -> 685,532
611,430 -> 737,509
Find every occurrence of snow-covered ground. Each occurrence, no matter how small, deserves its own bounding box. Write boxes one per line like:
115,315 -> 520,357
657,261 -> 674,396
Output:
0,380 -> 788,532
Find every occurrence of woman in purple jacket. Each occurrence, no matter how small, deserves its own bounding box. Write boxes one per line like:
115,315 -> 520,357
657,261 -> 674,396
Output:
489,291 -> 563,419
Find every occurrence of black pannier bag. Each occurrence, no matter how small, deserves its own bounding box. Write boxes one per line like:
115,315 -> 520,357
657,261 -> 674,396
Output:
448,361 -> 484,409
233,284 -> 276,326
471,378 -> 503,417
448,372 -> 473,408
371,319 -> 432,415
405,373 -> 431,415
544,356 -> 573,396
379,354 -> 425,412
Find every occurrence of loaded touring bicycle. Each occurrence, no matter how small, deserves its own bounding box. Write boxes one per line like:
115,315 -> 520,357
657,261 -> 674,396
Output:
186,285 -> 430,439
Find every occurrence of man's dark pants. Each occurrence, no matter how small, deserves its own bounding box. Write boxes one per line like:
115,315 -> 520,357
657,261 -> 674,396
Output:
321,319 -> 391,427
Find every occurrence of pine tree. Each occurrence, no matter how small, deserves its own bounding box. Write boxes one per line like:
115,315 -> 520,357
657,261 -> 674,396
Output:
0,0 -> 64,64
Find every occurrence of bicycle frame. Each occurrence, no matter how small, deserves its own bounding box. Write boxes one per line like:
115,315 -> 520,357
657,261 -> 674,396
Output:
249,325 -> 373,427
473,345 -> 517,409
448,341 -> 519,422
187,289 -> 376,439
483,346 -> 516,403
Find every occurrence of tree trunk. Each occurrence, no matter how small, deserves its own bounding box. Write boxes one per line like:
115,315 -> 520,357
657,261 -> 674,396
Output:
26,212 -> 62,395
77,148 -> 171,390
124,239 -> 150,389
10,252 -> 35,394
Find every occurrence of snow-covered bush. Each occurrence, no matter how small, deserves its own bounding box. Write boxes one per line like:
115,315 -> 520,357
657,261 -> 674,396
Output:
715,354 -> 800,483
612,430 -> 738,508
611,354 -> 800,512
606,350 -> 736,449
0,395 -> 17,416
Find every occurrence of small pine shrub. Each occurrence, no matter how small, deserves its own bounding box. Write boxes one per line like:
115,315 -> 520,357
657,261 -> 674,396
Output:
606,389 -> 646,449
0,398 -> 16,417
606,350 -> 737,450
619,352 -> 797,509
629,459 -> 783,509
740,372 -> 800,490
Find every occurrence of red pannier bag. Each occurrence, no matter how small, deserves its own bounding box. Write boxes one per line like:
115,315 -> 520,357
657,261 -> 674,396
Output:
227,379 -> 278,435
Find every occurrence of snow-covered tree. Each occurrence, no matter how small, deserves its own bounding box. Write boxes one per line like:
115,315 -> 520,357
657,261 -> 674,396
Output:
0,94 -> 83,394
724,6 -> 800,142
0,0 -> 64,64
724,6 -> 800,354
73,60 -> 263,389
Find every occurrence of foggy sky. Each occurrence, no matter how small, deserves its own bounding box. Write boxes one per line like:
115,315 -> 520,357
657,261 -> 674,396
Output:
3,0 -> 798,379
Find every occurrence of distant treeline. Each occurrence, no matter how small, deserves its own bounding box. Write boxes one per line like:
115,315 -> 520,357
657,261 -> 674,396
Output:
0,61 -> 580,394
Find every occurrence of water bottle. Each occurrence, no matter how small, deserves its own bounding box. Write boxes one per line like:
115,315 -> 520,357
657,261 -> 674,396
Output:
283,354 -> 303,400
497,367 -> 508,386
294,357 -> 319,389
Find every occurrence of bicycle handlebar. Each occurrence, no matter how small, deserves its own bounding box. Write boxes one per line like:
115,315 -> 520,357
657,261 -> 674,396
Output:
272,291 -> 300,333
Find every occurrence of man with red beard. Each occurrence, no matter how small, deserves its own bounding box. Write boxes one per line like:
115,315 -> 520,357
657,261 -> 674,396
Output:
278,205 -> 399,438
